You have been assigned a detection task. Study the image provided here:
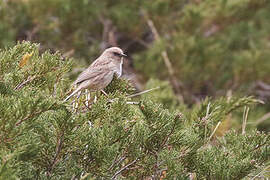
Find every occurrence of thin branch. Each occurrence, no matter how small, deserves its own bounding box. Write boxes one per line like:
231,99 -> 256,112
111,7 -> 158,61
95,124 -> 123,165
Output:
160,115 -> 178,148
256,81 -> 270,90
47,132 -> 64,176
62,49 -> 75,58
251,164 -> 270,180
204,103 -> 211,142
252,136 -> 270,151
14,75 -> 36,90
242,106 -> 249,135
208,121 -> 221,142
109,155 -> 127,171
127,87 -> 160,98
99,15 -> 118,49
126,101 -> 140,105
26,25 -> 40,41
141,9 -> 183,103
16,102 -> 56,126
111,158 -> 139,179
255,112 -> 270,125
16,109 -> 43,126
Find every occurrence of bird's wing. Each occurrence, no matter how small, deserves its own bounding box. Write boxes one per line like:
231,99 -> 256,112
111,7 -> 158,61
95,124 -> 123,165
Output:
74,59 -> 111,85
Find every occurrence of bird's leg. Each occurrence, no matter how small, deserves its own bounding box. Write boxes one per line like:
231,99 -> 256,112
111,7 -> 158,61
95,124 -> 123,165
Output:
93,91 -> 98,103
85,89 -> 88,106
72,99 -> 76,112
72,90 -> 82,112
72,99 -> 79,113
76,90 -> 82,99
85,89 -> 91,107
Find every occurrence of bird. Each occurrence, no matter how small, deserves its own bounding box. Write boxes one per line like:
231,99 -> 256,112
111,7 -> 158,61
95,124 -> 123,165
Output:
64,47 -> 127,102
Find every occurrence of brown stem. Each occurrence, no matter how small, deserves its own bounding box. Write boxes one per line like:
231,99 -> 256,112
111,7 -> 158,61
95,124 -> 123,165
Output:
111,158 -> 139,179
14,75 -> 36,90
160,115 -> 178,148
47,132 -> 64,176
16,103 -> 56,126
15,109 -> 43,126
142,10 -> 184,103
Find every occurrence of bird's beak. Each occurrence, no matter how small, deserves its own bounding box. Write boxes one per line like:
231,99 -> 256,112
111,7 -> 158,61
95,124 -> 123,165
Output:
121,53 -> 127,57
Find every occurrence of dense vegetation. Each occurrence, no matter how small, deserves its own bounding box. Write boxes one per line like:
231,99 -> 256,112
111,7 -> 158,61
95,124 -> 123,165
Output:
0,0 -> 270,179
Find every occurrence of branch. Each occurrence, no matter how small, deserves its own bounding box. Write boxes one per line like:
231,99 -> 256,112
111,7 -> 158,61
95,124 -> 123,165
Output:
99,15 -> 118,50
208,121 -> 221,142
47,132 -> 64,176
252,138 -> 270,152
127,87 -> 160,98
111,158 -> 139,179
109,155 -> 126,171
16,109 -> 44,126
14,75 -> 36,90
242,106 -> 249,135
255,112 -> 270,125
16,102 -> 56,126
160,114 -> 180,148
141,10 -> 184,103
251,164 -> 270,180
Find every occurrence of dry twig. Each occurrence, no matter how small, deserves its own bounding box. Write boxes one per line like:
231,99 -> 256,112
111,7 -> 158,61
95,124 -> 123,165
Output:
242,106 -> 249,135
208,121 -> 221,142
127,87 -> 160,98
141,10 -> 184,103
111,158 -> 139,179
14,75 -> 36,90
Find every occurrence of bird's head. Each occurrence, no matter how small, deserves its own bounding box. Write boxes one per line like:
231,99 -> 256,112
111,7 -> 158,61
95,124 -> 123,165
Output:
103,47 -> 127,61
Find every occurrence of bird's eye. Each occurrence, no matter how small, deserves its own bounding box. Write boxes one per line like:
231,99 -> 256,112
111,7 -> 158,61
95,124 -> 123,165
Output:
113,52 -> 121,56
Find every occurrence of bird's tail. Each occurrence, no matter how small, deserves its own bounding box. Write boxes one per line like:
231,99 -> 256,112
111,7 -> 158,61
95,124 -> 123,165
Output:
64,87 -> 81,102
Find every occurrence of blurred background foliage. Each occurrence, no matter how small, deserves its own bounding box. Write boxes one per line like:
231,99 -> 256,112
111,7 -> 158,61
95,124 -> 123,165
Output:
1,0 -> 270,132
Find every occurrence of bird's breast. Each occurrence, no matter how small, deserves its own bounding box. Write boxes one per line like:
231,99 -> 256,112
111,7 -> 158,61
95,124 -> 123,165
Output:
109,59 -> 123,77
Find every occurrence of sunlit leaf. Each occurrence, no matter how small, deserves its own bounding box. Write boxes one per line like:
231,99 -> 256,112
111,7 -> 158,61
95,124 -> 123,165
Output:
19,52 -> 33,68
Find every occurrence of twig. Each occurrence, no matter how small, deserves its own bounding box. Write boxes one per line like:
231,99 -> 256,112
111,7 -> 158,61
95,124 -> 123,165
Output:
142,10 -> 183,103
109,155 -> 126,171
208,121 -> 221,142
255,112 -> 270,125
16,102 -> 56,126
242,106 -> 249,135
256,81 -> 270,90
16,109 -> 43,126
47,132 -> 64,176
111,158 -> 139,179
83,101 -> 92,111
26,25 -> 39,41
14,75 -> 36,90
252,136 -> 270,151
204,103 -> 211,142
127,87 -> 160,98
251,164 -> 270,180
62,49 -> 75,58
99,15 -> 117,49
160,115 -> 178,148
126,101 -> 140,105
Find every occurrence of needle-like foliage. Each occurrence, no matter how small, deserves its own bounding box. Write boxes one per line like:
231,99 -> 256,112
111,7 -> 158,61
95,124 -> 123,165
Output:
0,42 -> 269,179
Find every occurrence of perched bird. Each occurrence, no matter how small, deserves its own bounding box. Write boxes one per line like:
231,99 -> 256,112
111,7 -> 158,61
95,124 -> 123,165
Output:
64,47 -> 127,102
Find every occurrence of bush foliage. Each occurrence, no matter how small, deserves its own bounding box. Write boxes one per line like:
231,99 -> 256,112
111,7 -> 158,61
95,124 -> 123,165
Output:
1,0 -> 270,98
0,42 -> 270,179
1,0 -> 270,179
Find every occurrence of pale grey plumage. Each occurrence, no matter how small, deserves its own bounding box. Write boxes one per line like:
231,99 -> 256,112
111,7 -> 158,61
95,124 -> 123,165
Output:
64,47 -> 126,102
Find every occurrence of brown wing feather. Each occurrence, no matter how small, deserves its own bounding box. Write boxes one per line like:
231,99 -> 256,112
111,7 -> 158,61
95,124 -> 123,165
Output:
74,57 -> 111,85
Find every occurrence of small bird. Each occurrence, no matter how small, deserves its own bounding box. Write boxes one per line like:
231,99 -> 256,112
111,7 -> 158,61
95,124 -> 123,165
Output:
64,47 -> 127,102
